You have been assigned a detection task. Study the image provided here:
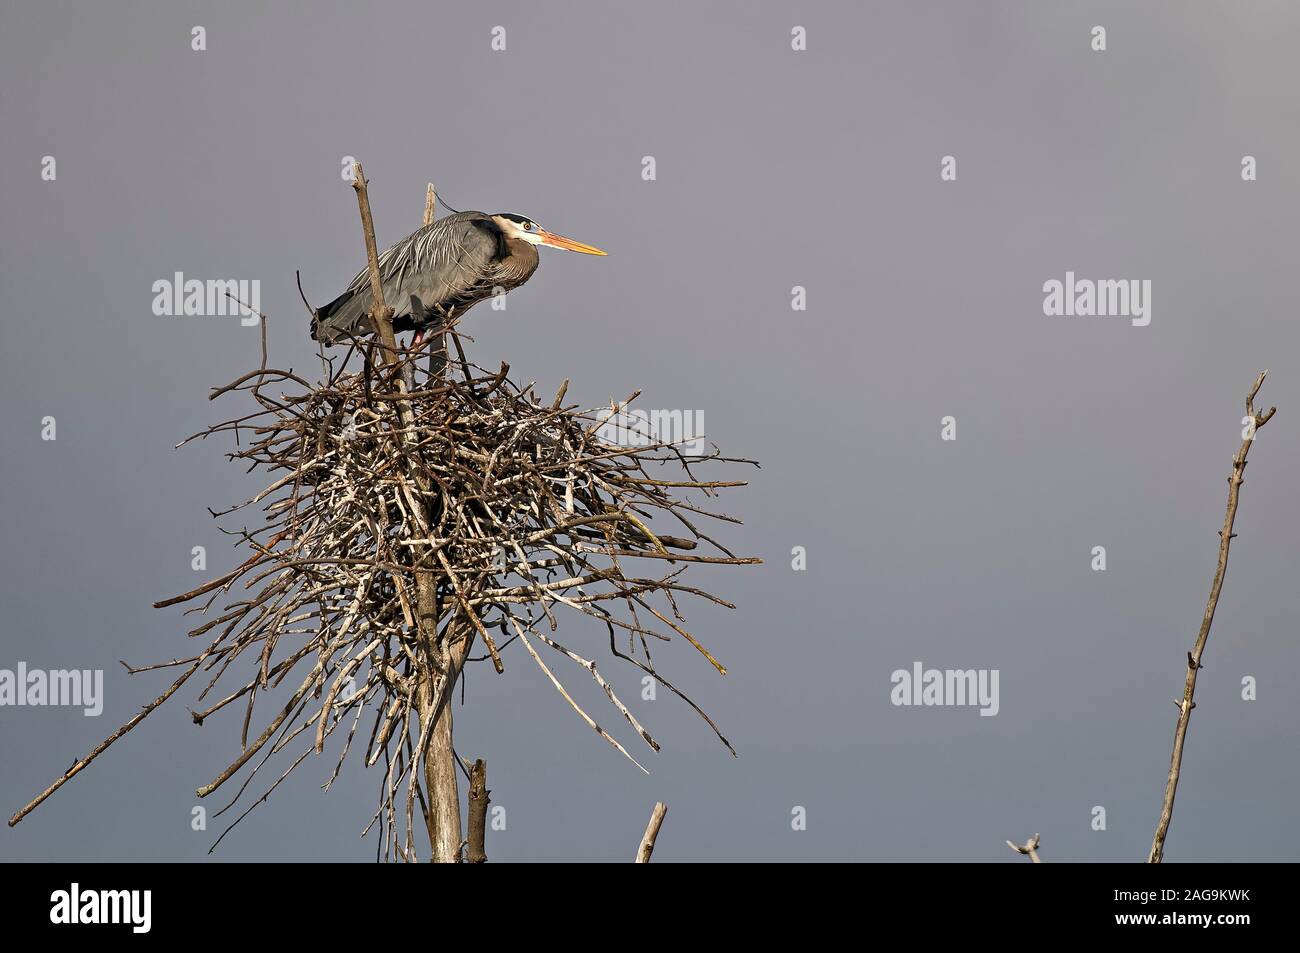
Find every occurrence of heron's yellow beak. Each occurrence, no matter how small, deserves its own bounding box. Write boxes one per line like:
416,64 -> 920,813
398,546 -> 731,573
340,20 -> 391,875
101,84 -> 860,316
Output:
538,229 -> 607,255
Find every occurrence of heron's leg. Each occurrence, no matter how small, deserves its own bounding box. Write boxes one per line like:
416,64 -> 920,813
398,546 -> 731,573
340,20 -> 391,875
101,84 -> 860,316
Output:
406,295 -> 431,350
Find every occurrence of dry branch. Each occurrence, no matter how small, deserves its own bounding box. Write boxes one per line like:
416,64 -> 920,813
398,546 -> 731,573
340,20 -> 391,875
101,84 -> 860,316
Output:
423,183 -> 437,228
1006,833 -> 1041,863
352,162 -> 461,860
467,758 -> 488,863
636,801 -> 668,862
1147,371 -> 1276,863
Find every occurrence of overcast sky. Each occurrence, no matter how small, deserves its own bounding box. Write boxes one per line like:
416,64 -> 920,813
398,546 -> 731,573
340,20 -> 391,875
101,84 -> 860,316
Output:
2,1 -> 1298,861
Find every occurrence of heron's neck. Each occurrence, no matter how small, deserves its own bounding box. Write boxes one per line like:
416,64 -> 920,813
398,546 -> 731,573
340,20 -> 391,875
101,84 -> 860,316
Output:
506,237 -> 539,266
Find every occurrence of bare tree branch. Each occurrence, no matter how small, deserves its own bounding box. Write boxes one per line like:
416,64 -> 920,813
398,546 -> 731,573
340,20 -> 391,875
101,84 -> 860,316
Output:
1006,833 -> 1042,863
423,183 -> 437,228
1148,370 -> 1276,863
635,801 -> 668,863
466,758 -> 488,863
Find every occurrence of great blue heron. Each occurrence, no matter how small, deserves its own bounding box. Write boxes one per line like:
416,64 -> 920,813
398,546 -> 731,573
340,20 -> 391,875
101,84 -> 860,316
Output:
311,210 -> 606,345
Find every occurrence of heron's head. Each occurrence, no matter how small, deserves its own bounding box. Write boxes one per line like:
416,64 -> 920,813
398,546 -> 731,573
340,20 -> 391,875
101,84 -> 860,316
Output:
492,213 -> 607,255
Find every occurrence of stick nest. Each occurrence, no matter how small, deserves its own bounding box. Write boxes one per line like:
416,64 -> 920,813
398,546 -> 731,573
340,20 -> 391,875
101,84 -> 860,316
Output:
151,330 -> 757,859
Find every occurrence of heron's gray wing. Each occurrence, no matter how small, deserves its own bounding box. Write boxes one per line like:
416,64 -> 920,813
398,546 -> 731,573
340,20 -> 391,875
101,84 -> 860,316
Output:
345,211 -> 500,317
314,212 -> 499,343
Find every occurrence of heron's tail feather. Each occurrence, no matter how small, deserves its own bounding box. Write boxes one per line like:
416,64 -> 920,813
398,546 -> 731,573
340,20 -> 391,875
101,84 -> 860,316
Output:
311,289 -> 372,345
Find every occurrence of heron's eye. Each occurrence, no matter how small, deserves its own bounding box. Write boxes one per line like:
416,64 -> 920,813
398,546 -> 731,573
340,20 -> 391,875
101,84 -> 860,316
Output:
523,222 -> 533,231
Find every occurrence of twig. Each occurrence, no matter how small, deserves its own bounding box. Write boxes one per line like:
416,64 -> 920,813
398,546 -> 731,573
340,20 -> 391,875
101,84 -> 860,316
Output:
8,652 -> 214,826
350,162 -> 398,366
352,162 -> 463,861
423,183 -> 437,227
1006,833 -> 1041,863
1147,370 -> 1276,863
466,758 -> 488,863
635,801 -> 668,862
421,181 -> 447,377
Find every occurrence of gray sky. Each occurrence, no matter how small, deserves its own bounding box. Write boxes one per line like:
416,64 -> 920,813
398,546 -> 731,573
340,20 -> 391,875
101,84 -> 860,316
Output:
2,0 -> 1299,862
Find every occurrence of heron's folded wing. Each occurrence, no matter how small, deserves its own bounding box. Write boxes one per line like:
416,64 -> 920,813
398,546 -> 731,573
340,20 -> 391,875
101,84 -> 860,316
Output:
343,211 -> 500,317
